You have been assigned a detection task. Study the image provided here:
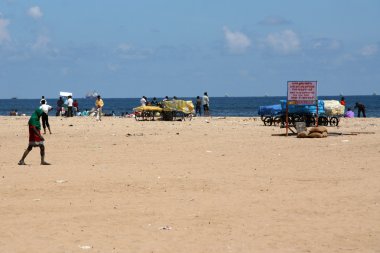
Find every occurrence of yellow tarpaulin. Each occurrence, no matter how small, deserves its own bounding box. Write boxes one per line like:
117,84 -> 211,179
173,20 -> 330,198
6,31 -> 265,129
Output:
162,100 -> 195,114
133,106 -> 163,112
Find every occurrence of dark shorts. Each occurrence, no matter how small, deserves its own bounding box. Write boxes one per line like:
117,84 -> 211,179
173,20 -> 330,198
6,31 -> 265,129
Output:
203,104 -> 209,111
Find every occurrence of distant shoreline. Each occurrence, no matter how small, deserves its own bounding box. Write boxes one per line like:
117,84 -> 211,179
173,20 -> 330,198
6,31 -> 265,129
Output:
1,94 -> 378,100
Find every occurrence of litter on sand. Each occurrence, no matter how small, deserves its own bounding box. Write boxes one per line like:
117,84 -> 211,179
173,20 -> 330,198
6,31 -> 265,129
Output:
78,245 -> 92,250
159,225 -> 172,230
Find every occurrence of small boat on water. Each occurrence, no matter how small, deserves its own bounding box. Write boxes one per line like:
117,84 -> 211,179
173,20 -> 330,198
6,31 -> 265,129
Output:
85,90 -> 99,99
372,92 -> 377,96
11,97 -> 18,99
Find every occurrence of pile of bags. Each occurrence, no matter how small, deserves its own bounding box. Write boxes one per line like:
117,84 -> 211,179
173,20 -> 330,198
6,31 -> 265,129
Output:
324,100 -> 345,116
297,126 -> 328,138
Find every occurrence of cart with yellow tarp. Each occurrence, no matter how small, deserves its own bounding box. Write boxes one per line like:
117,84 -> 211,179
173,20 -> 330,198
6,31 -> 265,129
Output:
133,106 -> 163,121
133,100 -> 195,121
161,100 -> 194,121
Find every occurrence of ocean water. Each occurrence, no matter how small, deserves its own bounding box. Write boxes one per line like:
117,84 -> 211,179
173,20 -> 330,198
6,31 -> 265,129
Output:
1,96 -> 379,117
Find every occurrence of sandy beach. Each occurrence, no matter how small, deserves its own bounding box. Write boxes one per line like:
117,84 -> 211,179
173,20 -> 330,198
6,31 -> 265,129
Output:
0,115 -> 379,253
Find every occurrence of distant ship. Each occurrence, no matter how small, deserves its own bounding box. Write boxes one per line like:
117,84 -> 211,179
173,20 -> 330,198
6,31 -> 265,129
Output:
11,97 -> 18,99
372,92 -> 377,96
85,90 -> 99,99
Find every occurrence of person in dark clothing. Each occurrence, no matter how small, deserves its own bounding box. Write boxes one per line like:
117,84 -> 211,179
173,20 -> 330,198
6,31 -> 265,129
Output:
195,96 -> 202,116
56,97 -> 64,116
151,97 -> 158,106
354,102 -> 366,117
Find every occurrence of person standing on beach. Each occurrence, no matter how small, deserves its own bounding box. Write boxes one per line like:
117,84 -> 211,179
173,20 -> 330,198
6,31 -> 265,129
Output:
73,99 -> 79,115
67,96 -> 74,117
340,97 -> 345,106
18,108 -> 51,165
140,96 -> 147,106
195,96 -> 202,116
39,100 -> 52,134
354,102 -> 366,117
151,97 -> 158,106
56,97 -> 64,116
202,92 -> 210,116
95,95 -> 104,121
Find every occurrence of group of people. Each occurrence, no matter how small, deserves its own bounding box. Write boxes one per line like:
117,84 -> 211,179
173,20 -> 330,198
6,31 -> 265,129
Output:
56,96 -> 80,117
139,92 -> 210,117
18,95 -> 105,166
340,97 -> 366,118
195,92 -> 210,116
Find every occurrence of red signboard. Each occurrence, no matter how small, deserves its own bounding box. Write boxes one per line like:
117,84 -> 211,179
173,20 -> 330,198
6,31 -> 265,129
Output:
287,81 -> 317,105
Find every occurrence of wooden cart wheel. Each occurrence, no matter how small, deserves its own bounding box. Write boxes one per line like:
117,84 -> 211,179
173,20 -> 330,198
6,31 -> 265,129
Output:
273,116 -> 281,126
330,117 -> 339,126
318,116 -> 329,126
263,116 -> 273,126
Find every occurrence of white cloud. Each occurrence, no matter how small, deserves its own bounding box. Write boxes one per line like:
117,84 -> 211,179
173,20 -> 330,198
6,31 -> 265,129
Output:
312,38 -> 342,50
360,44 -> 378,56
116,43 -> 153,60
117,43 -> 132,52
107,63 -> 120,72
0,18 -> 11,44
266,29 -> 300,54
28,6 -> 43,19
31,35 -> 50,51
223,26 -> 251,54
259,16 -> 291,26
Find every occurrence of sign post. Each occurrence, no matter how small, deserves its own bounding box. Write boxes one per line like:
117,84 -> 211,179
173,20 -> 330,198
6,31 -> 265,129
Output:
286,81 -> 318,136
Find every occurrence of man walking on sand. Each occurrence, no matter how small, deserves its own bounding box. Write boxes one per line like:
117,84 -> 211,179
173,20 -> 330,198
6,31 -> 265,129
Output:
18,108 -> 51,165
95,95 -> 104,121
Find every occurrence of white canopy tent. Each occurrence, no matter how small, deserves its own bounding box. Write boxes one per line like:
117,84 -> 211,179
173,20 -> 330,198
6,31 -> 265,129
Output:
59,91 -> 73,97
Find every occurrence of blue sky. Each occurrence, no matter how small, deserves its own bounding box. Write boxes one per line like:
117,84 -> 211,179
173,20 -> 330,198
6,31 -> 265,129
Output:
0,0 -> 379,98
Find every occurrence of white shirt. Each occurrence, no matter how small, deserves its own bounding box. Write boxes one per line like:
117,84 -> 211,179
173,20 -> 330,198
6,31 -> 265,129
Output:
202,95 -> 209,106
67,98 -> 73,107
140,97 -> 146,106
40,104 -> 52,114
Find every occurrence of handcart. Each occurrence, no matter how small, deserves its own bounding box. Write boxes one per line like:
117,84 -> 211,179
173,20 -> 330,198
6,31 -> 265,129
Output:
133,106 -> 163,121
161,100 -> 195,121
258,104 -> 282,126
259,100 -> 344,128
322,100 -> 345,126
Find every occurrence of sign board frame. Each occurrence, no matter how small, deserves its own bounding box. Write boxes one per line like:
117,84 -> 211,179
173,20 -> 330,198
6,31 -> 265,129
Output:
285,81 -> 318,136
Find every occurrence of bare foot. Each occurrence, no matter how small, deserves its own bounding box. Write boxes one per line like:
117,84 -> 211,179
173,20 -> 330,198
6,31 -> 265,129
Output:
41,161 -> 51,165
18,160 -> 26,165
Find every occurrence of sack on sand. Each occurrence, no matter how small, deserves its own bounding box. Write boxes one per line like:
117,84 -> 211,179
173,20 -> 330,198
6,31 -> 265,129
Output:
308,132 -> 324,138
322,131 -> 328,138
309,126 -> 328,134
297,131 -> 309,138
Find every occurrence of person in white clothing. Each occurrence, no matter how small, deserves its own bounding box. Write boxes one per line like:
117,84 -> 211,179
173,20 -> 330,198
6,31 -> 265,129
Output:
202,92 -> 210,116
39,100 -> 53,134
140,96 -> 147,106
67,96 -> 74,117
